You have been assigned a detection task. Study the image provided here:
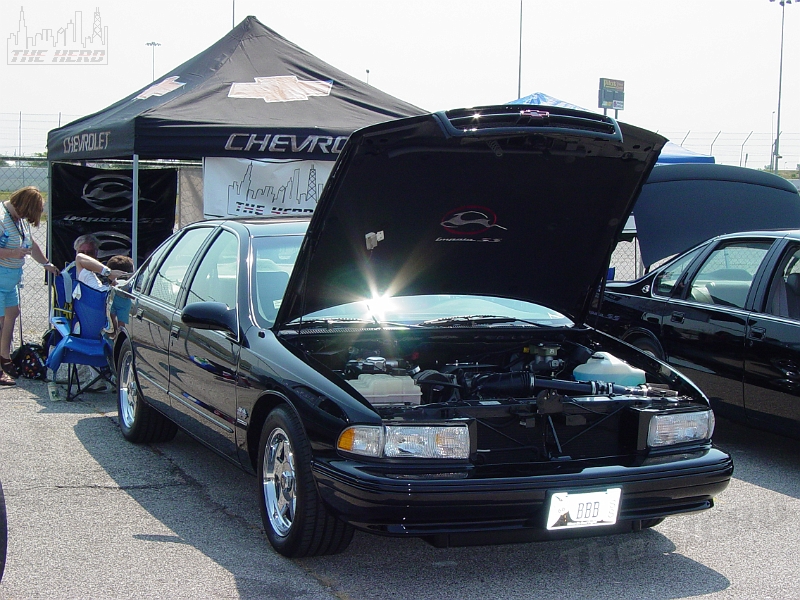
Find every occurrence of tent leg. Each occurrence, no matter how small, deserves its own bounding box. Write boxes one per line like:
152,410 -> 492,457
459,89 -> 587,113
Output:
132,154 -> 139,269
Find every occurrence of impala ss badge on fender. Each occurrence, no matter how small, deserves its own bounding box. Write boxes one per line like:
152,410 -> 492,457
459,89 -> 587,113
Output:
110,104 -> 732,559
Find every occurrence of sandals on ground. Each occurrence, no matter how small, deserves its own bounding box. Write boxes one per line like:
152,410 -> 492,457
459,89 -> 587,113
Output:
0,371 -> 16,386
0,357 -> 18,379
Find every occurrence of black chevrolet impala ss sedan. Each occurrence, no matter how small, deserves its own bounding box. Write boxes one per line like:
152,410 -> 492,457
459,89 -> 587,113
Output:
109,106 -> 732,557
595,228 -> 800,439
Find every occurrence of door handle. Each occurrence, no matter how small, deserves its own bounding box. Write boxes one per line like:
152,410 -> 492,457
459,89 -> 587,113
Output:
670,311 -> 685,324
170,325 -> 180,340
748,327 -> 766,341
135,308 -> 144,321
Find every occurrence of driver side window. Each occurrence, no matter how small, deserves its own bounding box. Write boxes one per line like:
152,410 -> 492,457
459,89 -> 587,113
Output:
687,241 -> 771,309
186,230 -> 239,309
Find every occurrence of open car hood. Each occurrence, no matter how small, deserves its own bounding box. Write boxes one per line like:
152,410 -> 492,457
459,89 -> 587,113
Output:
278,105 -> 665,326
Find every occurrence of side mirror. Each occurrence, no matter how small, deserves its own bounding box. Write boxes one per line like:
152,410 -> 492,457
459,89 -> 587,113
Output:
181,301 -> 237,336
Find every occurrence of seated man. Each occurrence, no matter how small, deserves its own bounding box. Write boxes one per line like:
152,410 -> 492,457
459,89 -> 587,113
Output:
60,234 -> 101,303
74,247 -> 127,294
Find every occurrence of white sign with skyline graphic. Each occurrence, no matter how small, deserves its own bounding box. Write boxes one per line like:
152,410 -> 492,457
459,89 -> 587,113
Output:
6,6 -> 108,65
203,157 -> 334,219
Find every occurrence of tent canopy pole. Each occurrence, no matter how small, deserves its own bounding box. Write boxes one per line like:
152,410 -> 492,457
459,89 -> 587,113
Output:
132,154 -> 139,269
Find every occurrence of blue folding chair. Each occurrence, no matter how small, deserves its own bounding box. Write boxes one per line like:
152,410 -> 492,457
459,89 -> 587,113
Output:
53,263 -> 77,319
45,281 -> 113,401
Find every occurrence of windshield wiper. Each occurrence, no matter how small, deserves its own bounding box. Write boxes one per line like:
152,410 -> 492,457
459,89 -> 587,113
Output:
284,317 -> 378,329
417,315 -> 547,328
284,317 -> 421,329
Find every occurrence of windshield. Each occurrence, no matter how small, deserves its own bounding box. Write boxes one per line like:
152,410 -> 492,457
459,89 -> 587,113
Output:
289,295 -> 573,328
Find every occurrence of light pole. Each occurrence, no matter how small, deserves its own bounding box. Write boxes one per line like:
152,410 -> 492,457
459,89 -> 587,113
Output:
517,0 -> 523,99
771,110 -> 776,170
770,0 -> 791,174
145,41 -> 160,82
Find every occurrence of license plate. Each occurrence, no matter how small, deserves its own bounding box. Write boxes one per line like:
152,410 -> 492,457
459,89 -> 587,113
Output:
546,488 -> 621,530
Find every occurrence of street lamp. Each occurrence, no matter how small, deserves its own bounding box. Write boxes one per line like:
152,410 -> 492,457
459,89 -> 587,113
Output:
145,41 -> 161,82
770,0 -> 791,174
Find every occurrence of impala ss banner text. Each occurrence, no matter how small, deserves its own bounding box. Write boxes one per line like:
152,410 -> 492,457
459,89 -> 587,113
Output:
50,163 -> 177,269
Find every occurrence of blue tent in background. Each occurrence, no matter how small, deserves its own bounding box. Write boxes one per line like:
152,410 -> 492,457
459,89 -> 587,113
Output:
656,141 -> 715,164
509,93 -> 715,164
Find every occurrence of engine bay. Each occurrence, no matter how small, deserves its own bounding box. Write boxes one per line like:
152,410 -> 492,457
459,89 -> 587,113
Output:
294,328 -> 691,414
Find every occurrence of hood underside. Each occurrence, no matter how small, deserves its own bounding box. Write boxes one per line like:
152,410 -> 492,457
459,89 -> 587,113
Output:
278,105 -> 665,326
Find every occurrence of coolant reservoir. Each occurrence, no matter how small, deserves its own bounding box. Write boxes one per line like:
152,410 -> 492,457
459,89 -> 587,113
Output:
572,352 -> 646,387
349,374 -> 422,406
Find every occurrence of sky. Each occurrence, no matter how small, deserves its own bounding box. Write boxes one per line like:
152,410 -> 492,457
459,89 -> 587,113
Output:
1,0 -> 798,168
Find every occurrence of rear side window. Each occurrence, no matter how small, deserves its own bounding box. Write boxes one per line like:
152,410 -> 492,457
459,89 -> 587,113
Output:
766,245 -> 800,319
149,228 -> 214,306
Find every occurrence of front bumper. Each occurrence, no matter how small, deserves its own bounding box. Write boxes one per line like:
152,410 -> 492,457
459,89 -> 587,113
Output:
313,447 -> 733,545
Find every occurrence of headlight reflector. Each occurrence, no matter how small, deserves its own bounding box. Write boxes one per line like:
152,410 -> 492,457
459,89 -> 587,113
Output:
337,424 -> 470,459
385,426 -> 470,459
648,410 -> 715,447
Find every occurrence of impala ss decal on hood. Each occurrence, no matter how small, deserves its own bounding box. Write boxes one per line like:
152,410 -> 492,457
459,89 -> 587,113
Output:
437,206 -> 507,243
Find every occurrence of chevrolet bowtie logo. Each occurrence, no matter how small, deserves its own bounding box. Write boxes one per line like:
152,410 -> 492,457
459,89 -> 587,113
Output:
228,75 -> 333,103
136,76 -> 186,100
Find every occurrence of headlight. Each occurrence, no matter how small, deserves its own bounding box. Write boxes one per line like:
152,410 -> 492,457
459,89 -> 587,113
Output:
337,424 -> 470,459
647,410 -> 715,447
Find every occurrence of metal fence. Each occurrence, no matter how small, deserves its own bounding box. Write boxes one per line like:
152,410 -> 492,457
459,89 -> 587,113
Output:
5,112 -> 800,170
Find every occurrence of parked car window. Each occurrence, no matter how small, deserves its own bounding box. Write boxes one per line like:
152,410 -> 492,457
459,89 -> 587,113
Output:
252,235 -> 303,325
766,245 -> 800,319
186,230 -> 239,309
688,242 -> 771,308
134,237 -> 173,294
654,246 -> 704,297
149,228 -> 214,306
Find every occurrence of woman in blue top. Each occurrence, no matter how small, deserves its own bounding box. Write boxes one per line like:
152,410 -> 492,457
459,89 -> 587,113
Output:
0,187 -> 59,385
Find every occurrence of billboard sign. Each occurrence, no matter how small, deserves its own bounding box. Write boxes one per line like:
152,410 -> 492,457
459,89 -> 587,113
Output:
598,78 -> 624,110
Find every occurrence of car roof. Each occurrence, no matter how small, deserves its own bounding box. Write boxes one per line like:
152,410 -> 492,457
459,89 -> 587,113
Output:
646,163 -> 799,193
196,217 -> 310,235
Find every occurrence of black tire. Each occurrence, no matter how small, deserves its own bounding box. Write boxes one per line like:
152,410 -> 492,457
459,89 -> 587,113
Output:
257,406 -> 354,557
631,337 -> 665,361
0,480 -> 7,583
117,339 -> 177,444
641,517 -> 665,529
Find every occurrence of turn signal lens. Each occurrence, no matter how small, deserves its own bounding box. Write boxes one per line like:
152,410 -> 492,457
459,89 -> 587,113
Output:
648,410 -> 715,447
337,426 -> 382,457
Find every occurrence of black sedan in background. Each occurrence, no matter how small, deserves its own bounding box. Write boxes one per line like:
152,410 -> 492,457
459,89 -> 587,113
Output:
109,105 -> 732,557
595,229 -> 800,437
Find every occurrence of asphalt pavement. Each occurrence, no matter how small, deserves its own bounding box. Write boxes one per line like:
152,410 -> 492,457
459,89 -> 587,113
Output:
0,377 -> 799,599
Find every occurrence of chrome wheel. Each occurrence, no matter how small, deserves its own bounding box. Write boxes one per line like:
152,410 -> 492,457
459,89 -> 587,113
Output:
118,350 -> 138,429
263,427 -> 296,537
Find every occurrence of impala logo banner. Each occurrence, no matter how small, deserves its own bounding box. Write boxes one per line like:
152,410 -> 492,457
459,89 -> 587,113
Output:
7,7 -> 109,65
228,75 -> 333,103
50,164 -> 176,268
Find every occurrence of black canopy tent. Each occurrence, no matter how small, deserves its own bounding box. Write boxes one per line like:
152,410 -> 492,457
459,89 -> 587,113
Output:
47,16 -> 423,263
